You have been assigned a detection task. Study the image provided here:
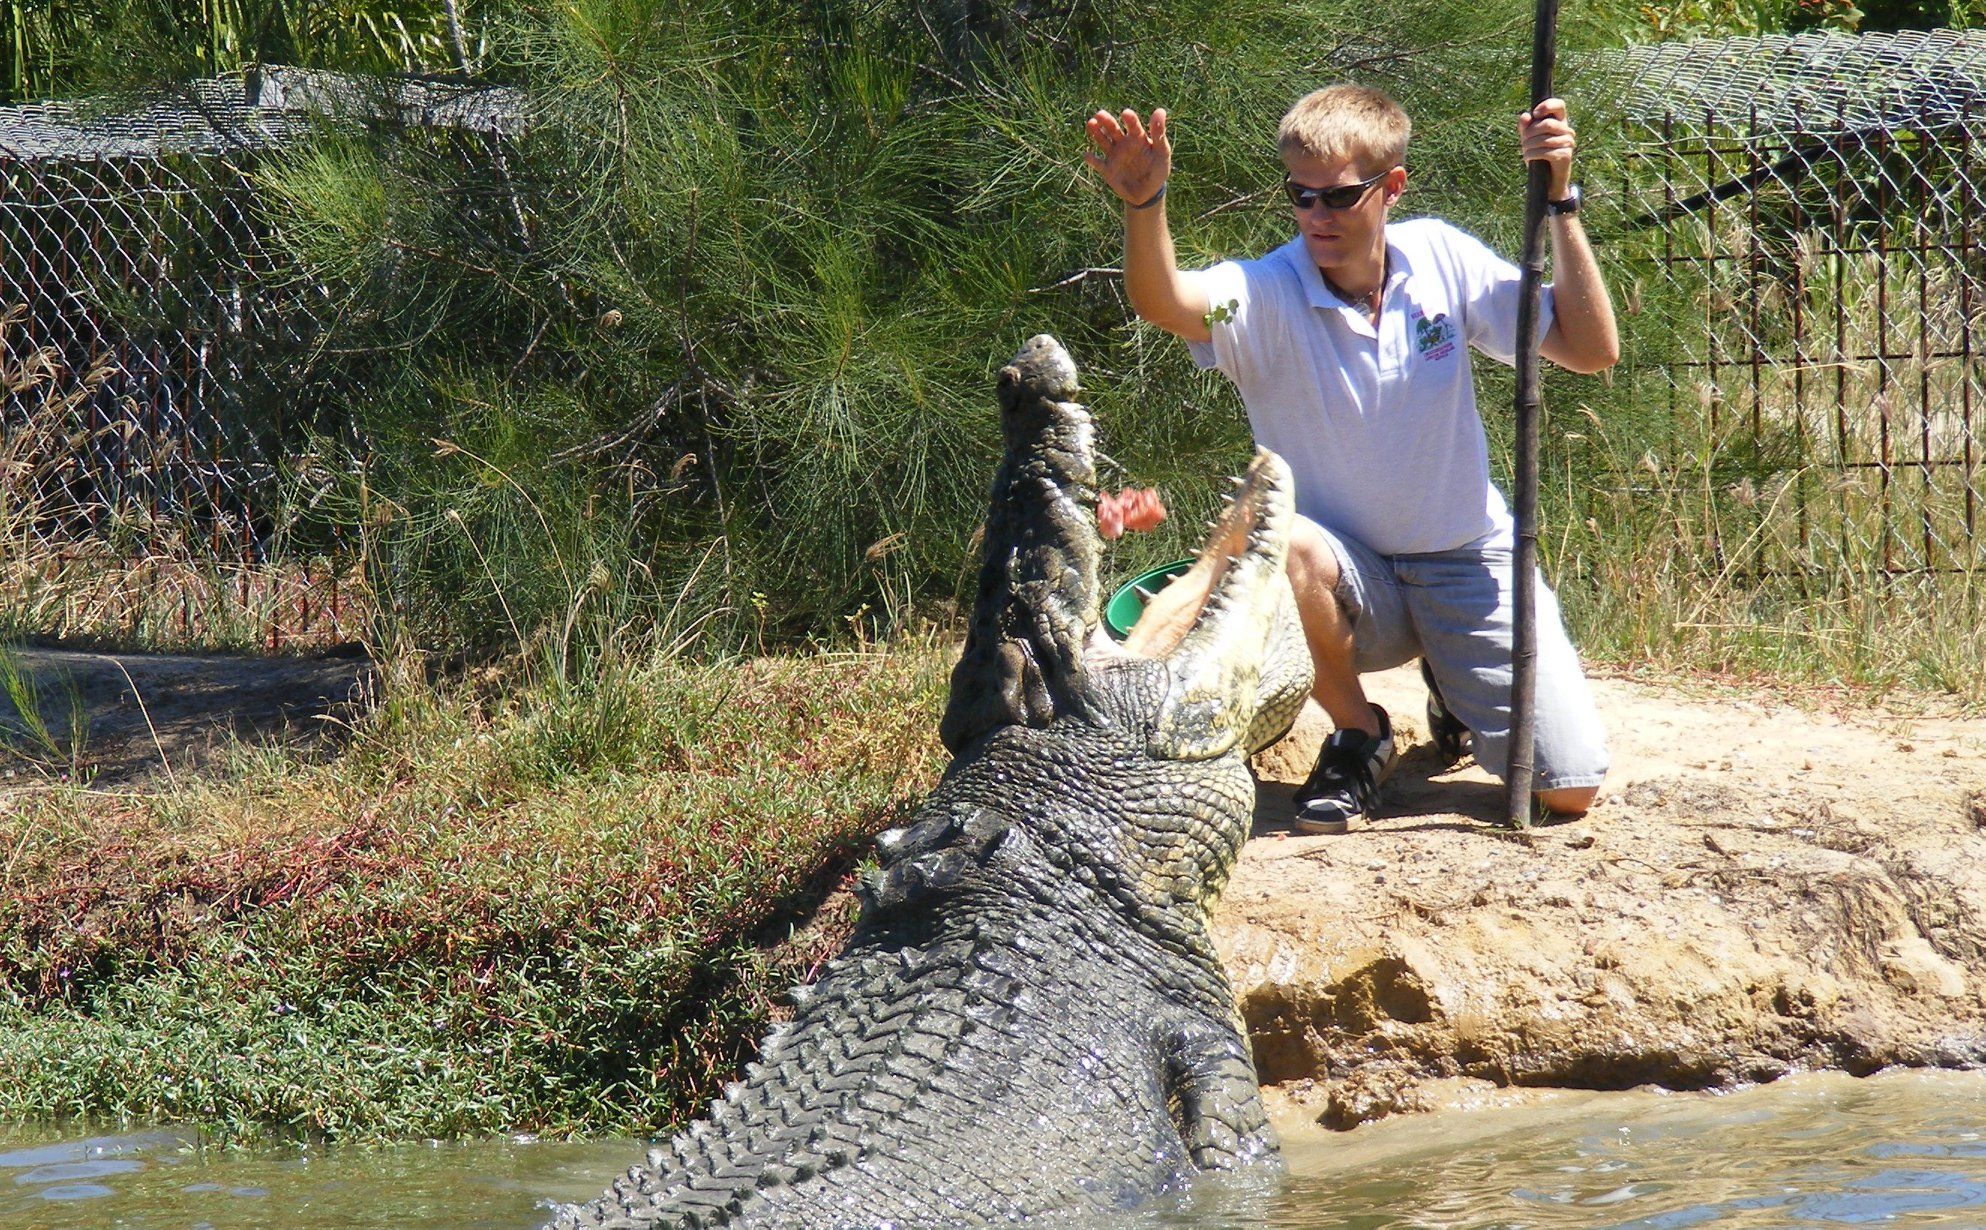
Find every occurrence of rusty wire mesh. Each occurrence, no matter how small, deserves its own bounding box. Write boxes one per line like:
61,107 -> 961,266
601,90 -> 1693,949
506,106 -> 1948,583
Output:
1585,30 -> 1986,593
0,71 -> 521,649
0,78 -> 344,647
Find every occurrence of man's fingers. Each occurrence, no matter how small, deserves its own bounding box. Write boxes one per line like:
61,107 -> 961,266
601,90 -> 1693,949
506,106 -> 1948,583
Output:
1524,134 -> 1576,160
1521,102 -> 1575,162
1084,108 -> 1169,202
1520,100 -> 1570,131
1088,107 -> 1170,159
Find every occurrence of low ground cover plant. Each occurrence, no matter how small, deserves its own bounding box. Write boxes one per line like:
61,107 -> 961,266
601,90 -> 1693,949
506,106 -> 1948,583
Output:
0,642 -> 950,1138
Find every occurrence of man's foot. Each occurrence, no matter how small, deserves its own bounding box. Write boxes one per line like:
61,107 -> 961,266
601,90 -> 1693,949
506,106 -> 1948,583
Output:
1420,658 -> 1471,763
1292,705 -> 1398,835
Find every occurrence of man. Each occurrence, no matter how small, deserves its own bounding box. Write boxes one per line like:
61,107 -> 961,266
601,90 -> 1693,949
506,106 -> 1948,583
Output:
1083,85 -> 1619,833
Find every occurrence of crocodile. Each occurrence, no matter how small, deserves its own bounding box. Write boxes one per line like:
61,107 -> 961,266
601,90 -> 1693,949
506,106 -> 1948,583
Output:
547,335 -> 1314,1229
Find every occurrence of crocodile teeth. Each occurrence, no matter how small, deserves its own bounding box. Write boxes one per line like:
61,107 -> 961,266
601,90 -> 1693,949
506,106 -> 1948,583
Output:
1125,447 -> 1311,760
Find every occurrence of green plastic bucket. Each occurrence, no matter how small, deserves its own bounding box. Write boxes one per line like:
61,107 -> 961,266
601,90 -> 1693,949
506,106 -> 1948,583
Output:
1103,559 -> 1196,641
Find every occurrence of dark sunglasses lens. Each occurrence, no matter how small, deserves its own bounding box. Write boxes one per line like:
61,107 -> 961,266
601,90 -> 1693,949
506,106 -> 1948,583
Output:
1285,179 -> 1368,210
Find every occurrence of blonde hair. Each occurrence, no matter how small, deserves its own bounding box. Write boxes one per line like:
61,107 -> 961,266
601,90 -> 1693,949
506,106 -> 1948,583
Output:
1277,85 -> 1411,173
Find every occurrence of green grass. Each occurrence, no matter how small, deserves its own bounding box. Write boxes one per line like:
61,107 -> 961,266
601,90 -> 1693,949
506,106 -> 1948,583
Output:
0,644 -> 87,773
0,640 -> 952,1140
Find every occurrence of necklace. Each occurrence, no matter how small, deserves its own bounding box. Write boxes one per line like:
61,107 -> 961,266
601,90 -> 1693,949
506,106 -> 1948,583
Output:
1323,273 -> 1383,322
1321,254 -> 1388,322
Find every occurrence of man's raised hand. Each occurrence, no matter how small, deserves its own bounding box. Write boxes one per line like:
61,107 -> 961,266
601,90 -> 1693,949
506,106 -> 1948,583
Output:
1084,108 -> 1171,208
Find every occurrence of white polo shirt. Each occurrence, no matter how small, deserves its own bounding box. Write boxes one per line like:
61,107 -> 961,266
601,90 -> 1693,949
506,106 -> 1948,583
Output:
1185,217 -> 1555,557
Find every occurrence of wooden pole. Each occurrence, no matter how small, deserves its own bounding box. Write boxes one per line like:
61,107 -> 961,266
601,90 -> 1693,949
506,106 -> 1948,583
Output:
1505,0 -> 1560,830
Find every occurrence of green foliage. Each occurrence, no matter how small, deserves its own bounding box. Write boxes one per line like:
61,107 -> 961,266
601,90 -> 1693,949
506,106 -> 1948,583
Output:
1579,0 -> 1794,41
251,0 -> 1555,656
1581,0 -> 1983,41
1,0 -> 470,103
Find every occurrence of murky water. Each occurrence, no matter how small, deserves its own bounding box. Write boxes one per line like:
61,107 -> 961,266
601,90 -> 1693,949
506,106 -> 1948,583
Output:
5,1069 -> 1985,1229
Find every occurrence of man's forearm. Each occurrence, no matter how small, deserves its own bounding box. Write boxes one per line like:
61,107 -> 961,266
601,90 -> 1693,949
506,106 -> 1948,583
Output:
1123,198 -> 1212,344
1545,215 -> 1620,373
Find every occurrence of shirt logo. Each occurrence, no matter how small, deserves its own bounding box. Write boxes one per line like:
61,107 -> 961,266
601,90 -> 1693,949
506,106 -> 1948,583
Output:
1414,311 -> 1457,363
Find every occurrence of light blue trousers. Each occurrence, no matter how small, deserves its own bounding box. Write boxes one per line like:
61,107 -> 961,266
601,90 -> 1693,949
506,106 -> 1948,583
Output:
1312,516 -> 1609,791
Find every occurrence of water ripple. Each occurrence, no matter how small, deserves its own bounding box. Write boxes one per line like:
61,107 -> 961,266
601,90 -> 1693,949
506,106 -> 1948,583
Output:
12,1160 -> 144,1186
1,1071 -> 1985,1228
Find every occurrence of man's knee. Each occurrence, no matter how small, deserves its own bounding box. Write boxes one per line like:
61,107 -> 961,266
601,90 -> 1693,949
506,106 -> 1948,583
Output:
1286,517 -> 1342,598
1536,783 -> 1599,817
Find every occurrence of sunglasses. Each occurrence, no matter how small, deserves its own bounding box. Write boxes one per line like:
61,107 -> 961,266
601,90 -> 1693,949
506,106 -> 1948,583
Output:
1283,168 -> 1394,211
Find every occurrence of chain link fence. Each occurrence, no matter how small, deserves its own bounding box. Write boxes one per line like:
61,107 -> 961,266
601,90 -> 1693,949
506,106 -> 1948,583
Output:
1584,30 -> 1985,600
0,70 -> 520,648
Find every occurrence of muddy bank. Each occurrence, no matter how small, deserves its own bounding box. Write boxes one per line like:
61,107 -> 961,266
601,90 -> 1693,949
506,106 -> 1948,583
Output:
1227,663 -> 1986,1131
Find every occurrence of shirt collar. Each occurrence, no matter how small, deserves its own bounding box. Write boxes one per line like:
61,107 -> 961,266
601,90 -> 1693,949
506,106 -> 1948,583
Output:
1279,233 -> 1417,317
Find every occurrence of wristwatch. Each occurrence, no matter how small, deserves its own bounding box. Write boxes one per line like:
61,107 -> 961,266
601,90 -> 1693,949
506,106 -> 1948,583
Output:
1546,185 -> 1582,216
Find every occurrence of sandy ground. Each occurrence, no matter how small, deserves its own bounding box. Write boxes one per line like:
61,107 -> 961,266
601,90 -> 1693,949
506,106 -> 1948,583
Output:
1234,663 -> 1986,1129
0,645 -> 374,787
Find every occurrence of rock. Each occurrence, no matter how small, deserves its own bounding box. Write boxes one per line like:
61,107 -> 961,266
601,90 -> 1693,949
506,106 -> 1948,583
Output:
1223,662 -> 1986,1132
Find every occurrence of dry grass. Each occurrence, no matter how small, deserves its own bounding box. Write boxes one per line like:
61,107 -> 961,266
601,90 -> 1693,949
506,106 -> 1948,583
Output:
1551,188 -> 1986,705
1,307 -> 363,652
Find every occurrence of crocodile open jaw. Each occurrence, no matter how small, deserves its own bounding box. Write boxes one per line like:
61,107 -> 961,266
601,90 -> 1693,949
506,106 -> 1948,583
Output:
943,334 -> 1311,761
